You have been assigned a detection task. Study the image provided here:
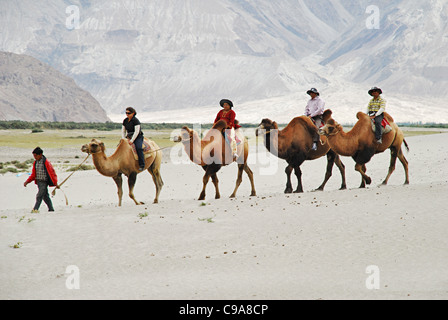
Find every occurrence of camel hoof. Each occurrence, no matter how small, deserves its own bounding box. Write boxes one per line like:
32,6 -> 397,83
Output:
284,188 -> 293,194
215,194 -> 221,199
365,178 -> 372,185
229,194 -> 235,198
153,200 -> 158,204
314,187 -> 324,192
250,192 -> 256,197
293,190 -> 303,193
339,186 -> 347,190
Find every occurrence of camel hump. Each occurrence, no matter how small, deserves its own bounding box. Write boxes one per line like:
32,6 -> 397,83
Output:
383,112 -> 395,123
322,109 -> 333,122
213,119 -> 228,131
356,111 -> 369,120
296,116 -> 317,130
285,116 -> 317,136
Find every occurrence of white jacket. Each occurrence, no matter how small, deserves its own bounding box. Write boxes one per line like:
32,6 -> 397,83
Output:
304,96 -> 325,118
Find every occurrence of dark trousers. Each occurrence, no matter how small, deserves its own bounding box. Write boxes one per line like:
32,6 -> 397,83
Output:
373,113 -> 384,140
34,181 -> 54,211
134,135 -> 145,168
311,116 -> 323,143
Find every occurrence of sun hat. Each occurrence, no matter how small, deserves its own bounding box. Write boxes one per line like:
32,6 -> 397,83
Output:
219,99 -> 233,108
368,87 -> 383,96
306,88 -> 320,96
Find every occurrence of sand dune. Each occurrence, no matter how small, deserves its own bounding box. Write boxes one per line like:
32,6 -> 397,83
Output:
1,133 -> 447,300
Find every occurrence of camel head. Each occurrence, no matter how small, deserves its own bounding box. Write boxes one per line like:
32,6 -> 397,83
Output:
81,138 -> 106,154
174,126 -> 201,144
176,126 -> 194,143
255,119 -> 278,136
318,119 -> 342,137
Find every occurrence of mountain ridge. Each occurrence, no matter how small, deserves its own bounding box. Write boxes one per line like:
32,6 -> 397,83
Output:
0,0 -> 447,123
0,51 -> 110,122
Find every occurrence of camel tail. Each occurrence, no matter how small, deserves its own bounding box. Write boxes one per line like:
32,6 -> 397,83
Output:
403,139 -> 409,152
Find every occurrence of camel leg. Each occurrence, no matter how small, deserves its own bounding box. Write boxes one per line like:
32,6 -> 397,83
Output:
112,174 -> 123,206
230,164 -> 244,198
397,148 -> 409,185
244,164 -> 256,197
335,154 -> 347,190
382,147 -> 398,185
316,151 -> 336,191
148,161 -> 164,204
293,166 -> 303,193
199,165 -> 221,200
128,172 -> 144,205
211,173 -> 221,199
284,165 -> 293,193
356,163 -> 371,188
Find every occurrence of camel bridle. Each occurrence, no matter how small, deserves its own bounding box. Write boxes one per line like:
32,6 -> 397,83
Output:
320,124 -> 341,137
178,131 -> 194,143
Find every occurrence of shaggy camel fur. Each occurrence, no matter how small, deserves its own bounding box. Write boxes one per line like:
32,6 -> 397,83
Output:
256,111 -> 346,193
318,111 -> 409,187
175,119 -> 256,200
81,138 -> 163,205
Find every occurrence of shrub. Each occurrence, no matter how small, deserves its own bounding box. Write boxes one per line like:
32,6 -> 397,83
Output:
66,164 -> 95,172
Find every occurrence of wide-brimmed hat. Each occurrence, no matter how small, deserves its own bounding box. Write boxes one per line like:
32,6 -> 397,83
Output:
219,99 -> 233,108
368,87 -> 383,96
307,88 -> 320,96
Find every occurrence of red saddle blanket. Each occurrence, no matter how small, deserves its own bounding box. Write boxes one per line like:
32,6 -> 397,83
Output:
130,139 -> 152,155
381,118 -> 391,128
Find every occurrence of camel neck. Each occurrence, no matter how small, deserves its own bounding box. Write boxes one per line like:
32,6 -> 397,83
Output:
183,133 -> 205,166
91,143 -> 125,177
263,130 -> 282,158
327,128 -> 359,156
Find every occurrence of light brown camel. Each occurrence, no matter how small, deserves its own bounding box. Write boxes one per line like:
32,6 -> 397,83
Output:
174,119 -> 256,200
318,111 -> 409,187
81,138 -> 163,206
255,110 -> 346,193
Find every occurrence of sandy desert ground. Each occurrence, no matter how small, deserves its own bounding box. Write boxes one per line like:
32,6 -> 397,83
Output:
0,131 -> 447,300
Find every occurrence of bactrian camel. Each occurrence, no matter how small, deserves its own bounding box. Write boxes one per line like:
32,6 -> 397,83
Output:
81,138 -> 163,206
256,110 -> 346,193
318,111 -> 409,187
175,119 -> 256,200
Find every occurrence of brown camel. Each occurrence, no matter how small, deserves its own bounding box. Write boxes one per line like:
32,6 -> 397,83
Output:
255,111 -> 346,193
81,138 -> 163,206
318,111 -> 409,187
174,119 -> 256,200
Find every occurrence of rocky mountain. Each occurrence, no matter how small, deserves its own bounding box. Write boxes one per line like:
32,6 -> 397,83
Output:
0,52 -> 110,122
1,0 -> 447,124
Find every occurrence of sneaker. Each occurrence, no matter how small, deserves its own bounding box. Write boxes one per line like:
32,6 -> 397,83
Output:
311,142 -> 318,151
31,209 -> 39,213
376,139 -> 382,144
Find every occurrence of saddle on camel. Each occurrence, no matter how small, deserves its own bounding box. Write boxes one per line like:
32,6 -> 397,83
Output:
129,138 -> 155,161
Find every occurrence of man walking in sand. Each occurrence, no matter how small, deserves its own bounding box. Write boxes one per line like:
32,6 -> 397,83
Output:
24,147 -> 58,213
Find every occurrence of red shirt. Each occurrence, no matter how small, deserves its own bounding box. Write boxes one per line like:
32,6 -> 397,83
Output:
214,109 -> 241,129
26,156 -> 58,187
